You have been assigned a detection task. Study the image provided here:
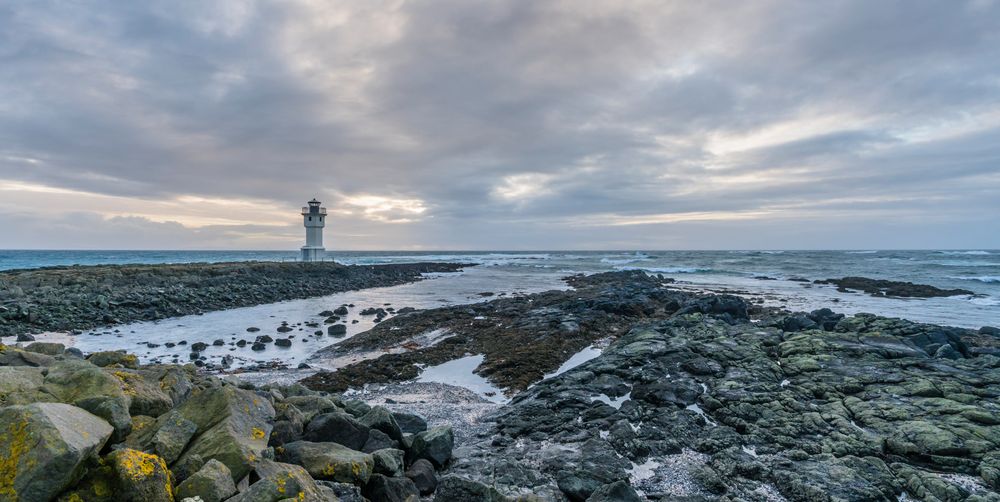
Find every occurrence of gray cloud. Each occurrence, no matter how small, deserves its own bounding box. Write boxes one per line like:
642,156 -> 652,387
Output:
0,0 -> 998,250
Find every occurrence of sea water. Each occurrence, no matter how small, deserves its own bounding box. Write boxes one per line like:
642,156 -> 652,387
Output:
3,249 -> 997,328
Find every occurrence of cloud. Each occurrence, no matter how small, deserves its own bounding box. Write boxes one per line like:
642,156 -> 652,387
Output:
0,0 -> 998,249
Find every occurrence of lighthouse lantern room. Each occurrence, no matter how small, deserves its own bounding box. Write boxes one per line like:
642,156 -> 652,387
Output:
301,198 -> 326,262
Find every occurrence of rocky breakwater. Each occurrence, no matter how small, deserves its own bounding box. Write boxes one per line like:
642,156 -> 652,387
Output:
0,341 -> 461,501
444,303 -> 1000,500
0,261 -> 469,338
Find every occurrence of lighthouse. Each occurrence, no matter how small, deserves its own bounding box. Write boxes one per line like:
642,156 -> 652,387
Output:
300,198 -> 326,262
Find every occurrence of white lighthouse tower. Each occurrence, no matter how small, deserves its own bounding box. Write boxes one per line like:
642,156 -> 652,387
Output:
300,198 -> 326,262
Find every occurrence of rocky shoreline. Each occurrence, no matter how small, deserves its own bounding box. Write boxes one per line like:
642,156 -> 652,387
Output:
1,269 -> 999,501
0,261 -> 469,338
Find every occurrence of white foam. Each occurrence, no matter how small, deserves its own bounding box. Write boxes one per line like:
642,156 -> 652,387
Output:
780,379 -> 790,387
741,446 -> 758,458
616,266 -> 711,274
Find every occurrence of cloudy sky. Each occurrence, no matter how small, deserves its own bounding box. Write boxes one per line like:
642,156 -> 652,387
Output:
1,0 -> 999,250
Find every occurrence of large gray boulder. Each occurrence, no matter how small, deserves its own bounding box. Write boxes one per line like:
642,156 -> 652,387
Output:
225,459 -> 336,502
276,440 -> 374,484
175,459 -> 237,502
302,412 -> 370,451
0,403 -> 113,501
173,385 -> 275,481
106,448 -> 174,502
361,473 -> 420,502
407,426 -> 454,468
359,406 -> 403,441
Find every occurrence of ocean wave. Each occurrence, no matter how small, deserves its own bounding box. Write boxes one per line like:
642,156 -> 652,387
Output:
949,276 -> 1000,283
969,296 -> 1000,307
599,252 -> 651,265
845,250 -> 879,254
937,250 -> 993,255
616,265 -> 711,274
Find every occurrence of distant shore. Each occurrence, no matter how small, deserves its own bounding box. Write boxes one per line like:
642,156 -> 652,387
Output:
0,261 -> 470,338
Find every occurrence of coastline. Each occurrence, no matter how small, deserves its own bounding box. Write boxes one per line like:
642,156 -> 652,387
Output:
1,264 -> 999,500
0,261 -> 470,338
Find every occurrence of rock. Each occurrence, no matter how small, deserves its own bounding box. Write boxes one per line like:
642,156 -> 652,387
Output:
174,386 -> 275,482
191,342 -> 209,352
302,412 -> 370,451
434,475 -> 506,501
0,366 -> 48,405
404,458 -> 437,495
246,327 -> 260,333
41,362 -> 133,441
175,459 -> 238,502
267,420 -> 302,448
586,480 -> 641,502
274,338 -> 292,347
106,448 -> 174,502
981,326 -> 1000,337
23,342 -> 65,356
227,459 -> 334,502
363,428 -> 399,453
251,342 -> 266,351
16,333 -> 34,342
981,452 -> 1000,491
817,276 -> 974,298
371,448 -> 405,477
334,306 -> 349,316
392,412 -> 427,434
212,339 -> 225,346
407,426 -> 454,468
316,481 -> 364,502
360,406 -> 403,441
148,410 -> 199,464
0,403 -> 113,502
276,440 -> 373,484
87,350 -> 139,369
328,325 -> 347,337
361,474 -> 420,502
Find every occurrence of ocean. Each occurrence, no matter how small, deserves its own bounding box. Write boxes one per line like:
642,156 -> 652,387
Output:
2,249 -> 998,331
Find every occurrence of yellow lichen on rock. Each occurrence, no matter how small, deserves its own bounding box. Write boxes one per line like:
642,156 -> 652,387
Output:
251,427 -> 266,440
116,449 -> 162,481
0,418 -> 32,499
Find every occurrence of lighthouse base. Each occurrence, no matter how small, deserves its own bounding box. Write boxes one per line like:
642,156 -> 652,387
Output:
300,246 -> 325,262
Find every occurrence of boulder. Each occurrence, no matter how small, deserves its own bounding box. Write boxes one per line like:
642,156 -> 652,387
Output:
303,412 -> 370,451
328,325 -> 347,337
360,406 -> 403,441
586,480 -> 641,502
276,440 -> 373,484
407,426 -> 454,467
23,342 -> 65,356
363,429 -> 400,453
434,475 -> 506,501
361,474 -> 420,502
225,459 -> 334,502
175,459 -> 237,502
87,350 -> 139,369
334,306 -> 349,316
148,410 -> 199,464
41,362 -> 133,441
371,448 -> 405,477
174,385 -> 275,481
0,366 -> 49,405
106,448 -> 174,502
404,458 -> 437,495
0,403 -> 113,501
392,412 -> 427,434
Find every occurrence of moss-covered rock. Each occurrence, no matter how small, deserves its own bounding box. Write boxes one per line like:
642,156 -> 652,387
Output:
407,426 -> 454,468
0,403 -> 113,502
275,440 -> 373,485
225,459 -> 335,502
87,350 -> 140,369
175,459 -> 237,502
173,385 -> 274,482
106,448 -> 174,502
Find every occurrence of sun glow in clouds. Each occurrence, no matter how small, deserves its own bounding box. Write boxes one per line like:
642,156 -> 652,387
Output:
340,194 -> 428,223
494,173 -> 553,200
